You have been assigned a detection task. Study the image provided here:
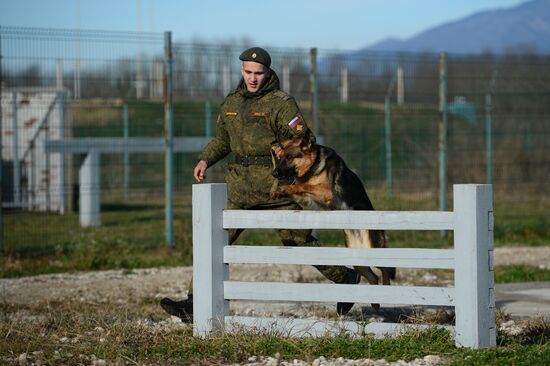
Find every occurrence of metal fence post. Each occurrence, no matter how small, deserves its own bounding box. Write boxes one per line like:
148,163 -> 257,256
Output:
309,48 -> 318,134
0,27 -> 3,253
193,183 -> 229,337
453,184 -> 496,348
485,71 -> 497,185
205,100 -> 212,138
384,95 -> 392,196
123,103 -> 129,200
58,91 -> 66,214
12,91 -> 20,207
164,31 -> 174,247
385,76 -> 396,196
45,112 -> 51,211
439,52 -> 448,235
485,93 -> 492,185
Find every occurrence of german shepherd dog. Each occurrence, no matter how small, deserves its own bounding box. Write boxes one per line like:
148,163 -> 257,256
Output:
271,134 -> 396,308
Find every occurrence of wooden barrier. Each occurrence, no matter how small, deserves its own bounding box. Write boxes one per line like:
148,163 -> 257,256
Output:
192,183 -> 495,349
45,136 -> 210,226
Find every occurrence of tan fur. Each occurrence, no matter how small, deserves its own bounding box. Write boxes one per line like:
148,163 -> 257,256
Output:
272,136 -> 396,311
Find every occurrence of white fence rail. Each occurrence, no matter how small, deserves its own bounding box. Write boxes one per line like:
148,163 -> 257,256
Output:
193,183 -> 495,349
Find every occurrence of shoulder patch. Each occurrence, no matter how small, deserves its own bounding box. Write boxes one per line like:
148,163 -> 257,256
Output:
273,90 -> 291,101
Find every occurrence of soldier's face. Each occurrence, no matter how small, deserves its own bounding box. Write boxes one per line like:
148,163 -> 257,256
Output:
241,61 -> 269,93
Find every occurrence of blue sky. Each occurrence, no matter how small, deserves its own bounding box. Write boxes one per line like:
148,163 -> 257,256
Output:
1,0 -> 530,50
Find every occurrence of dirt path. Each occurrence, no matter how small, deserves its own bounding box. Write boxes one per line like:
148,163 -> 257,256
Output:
2,246 -> 549,308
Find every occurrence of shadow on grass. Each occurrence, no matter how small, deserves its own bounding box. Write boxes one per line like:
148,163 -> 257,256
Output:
101,202 -> 164,212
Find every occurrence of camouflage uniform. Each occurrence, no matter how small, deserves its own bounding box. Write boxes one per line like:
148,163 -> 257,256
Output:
197,70 -> 350,285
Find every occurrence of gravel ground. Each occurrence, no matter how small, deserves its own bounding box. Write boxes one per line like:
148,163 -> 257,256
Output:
2,246 -> 549,366
3,246 -> 549,308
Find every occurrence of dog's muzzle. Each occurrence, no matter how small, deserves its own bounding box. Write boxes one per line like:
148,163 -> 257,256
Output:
272,167 -> 296,184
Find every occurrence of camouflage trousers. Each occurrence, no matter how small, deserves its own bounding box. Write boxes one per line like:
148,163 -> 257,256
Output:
186,199 -> 350,295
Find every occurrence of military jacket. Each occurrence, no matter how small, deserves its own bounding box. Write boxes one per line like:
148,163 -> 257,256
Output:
198,71 -> 312,208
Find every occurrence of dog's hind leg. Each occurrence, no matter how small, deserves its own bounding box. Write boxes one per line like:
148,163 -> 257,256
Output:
378,266 -> 396,285
380,268 -> 392,285
354,266 -> 379,285
344,229 -> 381,311
353,266 -> 381,311
368,230 -> 396,286
344,230 -> 379,285
344,229 -> 379,284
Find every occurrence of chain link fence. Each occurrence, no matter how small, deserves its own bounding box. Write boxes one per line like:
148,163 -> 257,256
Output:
1,26 -> 549,256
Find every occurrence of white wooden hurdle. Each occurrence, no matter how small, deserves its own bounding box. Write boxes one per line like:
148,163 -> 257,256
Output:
192,183 -> 496,349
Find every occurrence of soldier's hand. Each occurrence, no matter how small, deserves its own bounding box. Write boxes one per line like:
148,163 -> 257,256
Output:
271,145 -> 283,160
194,160 -> 208,182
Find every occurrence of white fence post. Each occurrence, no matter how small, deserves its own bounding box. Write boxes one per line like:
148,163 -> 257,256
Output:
193,183 -> 229,337
79,151 -> 100,227
453,184 -> 496,348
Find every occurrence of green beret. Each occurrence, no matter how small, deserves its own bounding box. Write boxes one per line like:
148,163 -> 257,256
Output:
239,47 -> 271,68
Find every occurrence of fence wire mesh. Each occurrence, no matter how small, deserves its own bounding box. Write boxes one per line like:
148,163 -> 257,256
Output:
1,26 -> 549,258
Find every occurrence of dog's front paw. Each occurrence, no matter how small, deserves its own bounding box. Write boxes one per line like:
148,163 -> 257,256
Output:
271,186 -> 289,199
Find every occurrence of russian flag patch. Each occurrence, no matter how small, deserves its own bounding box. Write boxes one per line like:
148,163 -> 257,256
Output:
288,116 -> 302,129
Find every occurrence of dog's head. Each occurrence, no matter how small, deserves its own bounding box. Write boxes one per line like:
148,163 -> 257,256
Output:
271,134 -> 316,183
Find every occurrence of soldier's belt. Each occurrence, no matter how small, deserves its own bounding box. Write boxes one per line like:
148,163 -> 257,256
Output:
235,154 -> 272,167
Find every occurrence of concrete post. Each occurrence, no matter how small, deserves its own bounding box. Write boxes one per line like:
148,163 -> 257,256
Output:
79,152 -> 100,227
282,64 -> 290,93
193,183 -> 229,337
397,65 -> 405,105
453,184 -> 496,348
222,64 -> 231,97
340,65 -> 348,104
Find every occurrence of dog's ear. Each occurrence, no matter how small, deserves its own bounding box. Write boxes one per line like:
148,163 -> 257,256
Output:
276,133 -> 284,144
277,134 -> 292,149
299,132 -> 312,150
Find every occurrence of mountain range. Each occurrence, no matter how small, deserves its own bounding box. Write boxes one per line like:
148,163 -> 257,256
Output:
364,0 -> 550,54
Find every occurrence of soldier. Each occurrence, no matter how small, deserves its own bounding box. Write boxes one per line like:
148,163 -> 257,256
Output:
160,47 -> 360,321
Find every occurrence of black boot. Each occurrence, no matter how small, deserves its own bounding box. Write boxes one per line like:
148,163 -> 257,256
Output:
160,295 -> 193,322
336,268 -> 361,315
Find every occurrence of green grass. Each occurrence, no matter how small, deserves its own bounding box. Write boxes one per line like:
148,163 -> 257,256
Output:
2,99 -> 549,278
2,199 -> 192,277
493,206 -> 550,246
1,299 -> 549,365
495,265 -> 550,284
3,190 -> 550,278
